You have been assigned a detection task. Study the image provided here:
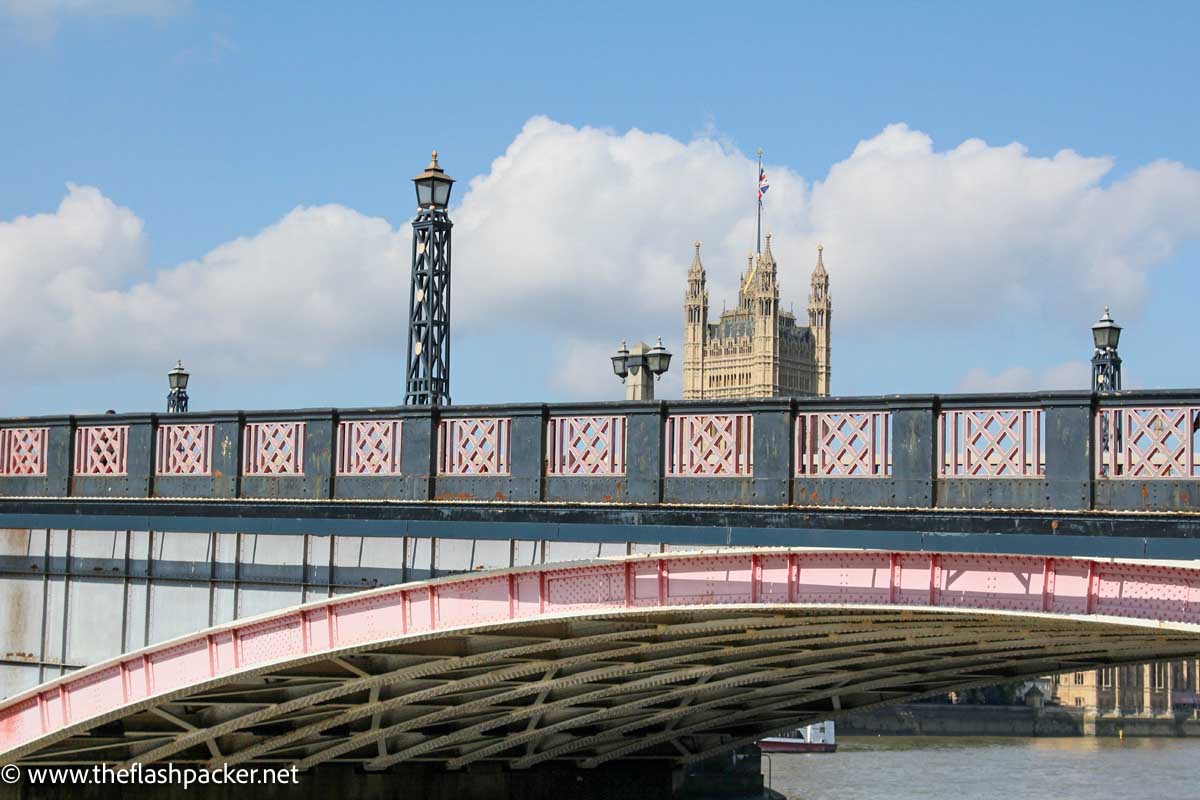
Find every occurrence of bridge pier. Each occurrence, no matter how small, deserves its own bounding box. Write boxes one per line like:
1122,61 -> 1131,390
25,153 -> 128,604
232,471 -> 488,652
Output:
1,752 -> 776,800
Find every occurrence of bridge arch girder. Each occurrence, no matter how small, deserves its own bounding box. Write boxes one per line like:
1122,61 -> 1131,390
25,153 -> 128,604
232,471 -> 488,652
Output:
4,548 -> 1200,768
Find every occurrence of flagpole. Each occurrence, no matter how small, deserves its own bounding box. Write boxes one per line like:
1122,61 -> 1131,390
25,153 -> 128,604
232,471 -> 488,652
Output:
756,148 -> 763,255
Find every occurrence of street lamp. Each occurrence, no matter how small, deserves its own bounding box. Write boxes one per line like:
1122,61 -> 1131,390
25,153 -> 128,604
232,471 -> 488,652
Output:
646,338 -> 672,376
1092,307 -> 1123,476
611,341 -> 630,380
612,338 -> 672,400
1091,306 -> 1122,391
405,151 -> 456,405
412,151 -> 455,210
167,360 -> 190,413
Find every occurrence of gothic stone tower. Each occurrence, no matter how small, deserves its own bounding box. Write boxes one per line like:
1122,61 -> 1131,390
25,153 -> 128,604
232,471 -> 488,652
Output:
684,241 -> 708,398
682,238 -> 831,399
808,244 -> 832,396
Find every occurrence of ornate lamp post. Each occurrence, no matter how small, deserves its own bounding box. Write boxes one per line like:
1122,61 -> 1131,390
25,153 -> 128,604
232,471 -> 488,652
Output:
1091,307 -> 1123,392
612,338 -> 672,400
405,151 -> 456,405
1092,308 -> 1123,474
166,360 -> 190,413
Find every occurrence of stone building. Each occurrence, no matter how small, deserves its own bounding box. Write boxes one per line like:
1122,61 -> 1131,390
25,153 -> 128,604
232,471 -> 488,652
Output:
683,235 -> 831,400
1050,661 -> 1200,717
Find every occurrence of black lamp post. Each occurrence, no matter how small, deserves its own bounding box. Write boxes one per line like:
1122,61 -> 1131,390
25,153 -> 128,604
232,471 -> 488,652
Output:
1091,306 -> 1123,392
612,338 -> 672,400
405,151 -> 456,405
167,360 -> 190,413
1092,307 -> 1123,474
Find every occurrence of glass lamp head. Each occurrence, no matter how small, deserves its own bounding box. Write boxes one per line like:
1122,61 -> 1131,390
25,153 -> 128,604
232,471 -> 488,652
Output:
1092,307 -> 1122,351
412,151 -> 455,210
168,360 -> 189,391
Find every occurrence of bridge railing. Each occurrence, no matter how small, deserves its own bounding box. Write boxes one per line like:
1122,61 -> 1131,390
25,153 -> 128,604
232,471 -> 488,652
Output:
1,389 -> 1199,511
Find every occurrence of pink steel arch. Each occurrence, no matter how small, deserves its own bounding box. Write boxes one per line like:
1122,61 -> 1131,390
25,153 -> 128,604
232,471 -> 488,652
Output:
5,548 -> 1200,765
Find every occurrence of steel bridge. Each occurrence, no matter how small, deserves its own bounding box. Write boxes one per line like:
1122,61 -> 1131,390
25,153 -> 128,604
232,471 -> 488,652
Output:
4,548 -> 1200,769
1,391 -> 1200,553
2,390 -> 1200,772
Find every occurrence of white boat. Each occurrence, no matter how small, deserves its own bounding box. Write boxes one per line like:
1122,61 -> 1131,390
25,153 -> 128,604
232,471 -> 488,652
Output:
758,721 -> 837,753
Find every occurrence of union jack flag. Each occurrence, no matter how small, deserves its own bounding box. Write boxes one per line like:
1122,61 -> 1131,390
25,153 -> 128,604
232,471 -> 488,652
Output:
758,168 -> 769,201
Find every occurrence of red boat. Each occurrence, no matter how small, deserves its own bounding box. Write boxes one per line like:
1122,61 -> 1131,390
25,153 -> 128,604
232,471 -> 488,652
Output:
758,721 -> 837,753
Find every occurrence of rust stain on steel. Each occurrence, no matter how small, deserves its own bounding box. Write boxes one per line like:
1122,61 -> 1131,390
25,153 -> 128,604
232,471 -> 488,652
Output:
213,470 -> 222,479
494,492 -> 507,501
1142,484 -> 1150,507
434,491 -> 477,501
3,536 -> 31,657
0,529 -> 30,549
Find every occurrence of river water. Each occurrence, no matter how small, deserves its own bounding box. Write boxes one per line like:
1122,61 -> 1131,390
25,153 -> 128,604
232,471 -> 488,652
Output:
763,736 -> 1200,800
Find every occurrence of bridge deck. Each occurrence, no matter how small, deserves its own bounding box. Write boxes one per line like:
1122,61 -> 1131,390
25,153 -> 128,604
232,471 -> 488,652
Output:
4,496 -> 1200,560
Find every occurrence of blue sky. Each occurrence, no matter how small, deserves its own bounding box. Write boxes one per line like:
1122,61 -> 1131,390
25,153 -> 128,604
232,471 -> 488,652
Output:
1,1 -> 1198,415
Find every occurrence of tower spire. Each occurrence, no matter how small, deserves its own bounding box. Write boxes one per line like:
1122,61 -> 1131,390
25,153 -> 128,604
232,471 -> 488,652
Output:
808,243 -> 832,396
683,241 -> 710,400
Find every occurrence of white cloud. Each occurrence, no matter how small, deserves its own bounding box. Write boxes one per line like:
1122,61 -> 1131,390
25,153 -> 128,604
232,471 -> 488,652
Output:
813,126 -> 1200,329
0,185 -> 408,380
1,0 -> 184,18
957,361 -> 1092,393
1,0 -> 186,38
551,336 -> 683,402
2,117 -> 1199,401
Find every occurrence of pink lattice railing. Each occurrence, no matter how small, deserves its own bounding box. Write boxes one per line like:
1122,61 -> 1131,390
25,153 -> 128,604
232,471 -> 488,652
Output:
155,424 -> 213,476
665,414 -> 753,476
797,412 -> 892,477
74,426 -> 129,476
547,416 -> 626,476
243,422 -> 306,476
337,420 -> 402,475
1096,407 -> 1200,479
939,409 -> 1044,478
0,428 -> 48,476
438,418 -> 511,475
